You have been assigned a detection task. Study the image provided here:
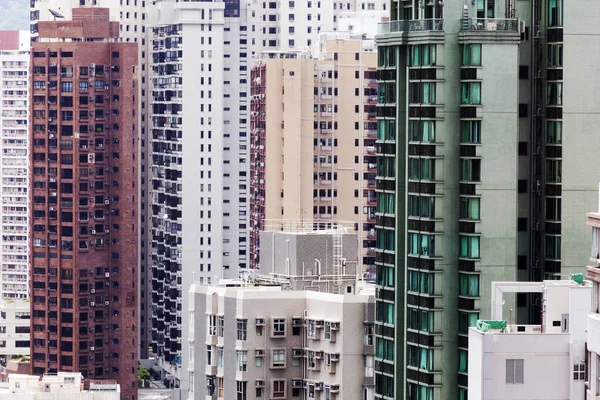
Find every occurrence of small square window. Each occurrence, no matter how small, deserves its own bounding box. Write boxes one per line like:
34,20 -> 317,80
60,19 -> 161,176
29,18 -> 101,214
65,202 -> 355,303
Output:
272,318 -> 286,337
272,349 -> 286,368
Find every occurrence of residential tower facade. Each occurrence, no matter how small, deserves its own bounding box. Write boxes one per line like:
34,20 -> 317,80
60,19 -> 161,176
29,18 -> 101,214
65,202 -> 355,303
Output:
374,0 -> 597,398
29,8 -> 139,400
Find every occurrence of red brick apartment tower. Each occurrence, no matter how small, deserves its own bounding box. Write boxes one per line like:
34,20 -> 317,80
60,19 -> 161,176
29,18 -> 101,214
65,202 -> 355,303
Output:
249,64 -> 266,270
29,8 -> 138,400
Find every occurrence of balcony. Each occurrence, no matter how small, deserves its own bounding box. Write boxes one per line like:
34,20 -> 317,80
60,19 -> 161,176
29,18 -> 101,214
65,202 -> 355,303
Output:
460,18 -> 519,32
378,19 -> 443,34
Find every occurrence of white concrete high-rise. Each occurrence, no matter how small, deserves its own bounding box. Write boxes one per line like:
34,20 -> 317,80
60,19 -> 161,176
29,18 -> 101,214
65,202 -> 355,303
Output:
0,50 -> 29,300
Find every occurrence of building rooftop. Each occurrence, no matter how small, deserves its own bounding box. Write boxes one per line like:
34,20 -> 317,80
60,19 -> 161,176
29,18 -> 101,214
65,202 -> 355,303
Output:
0,372 -> 120,394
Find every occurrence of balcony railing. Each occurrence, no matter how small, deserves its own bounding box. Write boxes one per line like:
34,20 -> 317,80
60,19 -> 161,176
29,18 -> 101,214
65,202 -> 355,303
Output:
378,19 -> 443,34
461,18 -> 519,32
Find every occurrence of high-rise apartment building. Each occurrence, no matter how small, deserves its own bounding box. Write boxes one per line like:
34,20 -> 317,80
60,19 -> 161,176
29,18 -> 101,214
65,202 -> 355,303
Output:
374,0 -> 598,398
29,8 -> 138,400
249,37 -> 378,272
189,228 -> 374,400
30,0 -> 152,359
0,42 -> 29,300
256,0 -> 386,54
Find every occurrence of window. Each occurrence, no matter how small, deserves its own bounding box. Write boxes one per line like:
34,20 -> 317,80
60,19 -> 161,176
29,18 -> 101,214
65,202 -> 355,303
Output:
61,82 -> 73,92
460,197 -> 480,220
408,233 -> 435,257
378,46 -> 396,68
459,273 -> 480,297
407,383 -> 433,400
460,235 -> 480,259
273,380 -> 286,398
461,82 -> 481,105
408,308 -> 435,333
376,301 -> 394,324
237,381 -> 247,400
461,120 -> 481,143
506,359 -> 524,384
408,195 -> 435,219
546,159 -> 562,183
407,345 -> 433,371
237,350 -> 248,371
408,270 -> 434,295
410,44 -> 436,66
409,158 -> 435,181
272,318 -> 285,337
461,159 -> 481,182
237,319 -> 247,340
546,198 -> 561,221
410,82 -> 436,104
547,121 -> 562,144
547,0 -> 563,26
324,322 -> 331,340
208,315 -> 217,336
547,44 -> 563,67
375,337 -> 394,361
459,349 -> 468,373
459,311 -> 479,334
547,82 -> 562,105
409,120 -> 435,142
574,363 -> 586,380
462,44 -> 482,66
545,235 -> 561,260
218,316 -> 224,337
272,349 -> 285,368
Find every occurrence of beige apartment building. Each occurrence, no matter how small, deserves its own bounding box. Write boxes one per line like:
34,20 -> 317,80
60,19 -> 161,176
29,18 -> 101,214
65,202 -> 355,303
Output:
249,35 -> 378,274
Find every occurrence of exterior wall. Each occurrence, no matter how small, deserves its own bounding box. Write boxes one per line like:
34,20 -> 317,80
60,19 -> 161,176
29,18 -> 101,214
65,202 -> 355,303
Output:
0,372 -> 120,400
258,230 -> 359,293
188,284 -> 374,400
147,0 -> 227,388
29,0 -> 151,360
373,0 -> 600,397
469,330 -> 571,400
256,0 -> 387,55
560,0 -> 600,278
249,38 -> 378,273
29,9 -> 138,400
469,280 -> 590,400
0,51 -> 29,300
0,300 -> 31,358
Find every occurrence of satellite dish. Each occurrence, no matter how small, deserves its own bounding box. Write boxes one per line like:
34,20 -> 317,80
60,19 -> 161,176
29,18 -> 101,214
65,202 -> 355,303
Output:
48,9 -> 65,19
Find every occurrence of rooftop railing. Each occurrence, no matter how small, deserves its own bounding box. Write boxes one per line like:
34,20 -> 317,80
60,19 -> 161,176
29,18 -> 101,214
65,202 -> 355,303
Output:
378,19 -> 444,34
461,18 -> 520,32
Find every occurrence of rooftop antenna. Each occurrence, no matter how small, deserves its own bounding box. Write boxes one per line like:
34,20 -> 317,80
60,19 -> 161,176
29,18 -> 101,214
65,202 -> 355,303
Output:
48,8 -> 65,21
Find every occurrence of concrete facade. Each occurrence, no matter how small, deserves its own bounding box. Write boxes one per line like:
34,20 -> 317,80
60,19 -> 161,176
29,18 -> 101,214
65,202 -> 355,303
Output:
29,9 -> 139,400
188,283 -> 375,400
373,0 -> 599,398
249,38 -> 379,273
468,280 -> 590,400
585,210 -> 600,399
0,372 -> 120,399
0,299 -> 31,361
0,49 -> 29,300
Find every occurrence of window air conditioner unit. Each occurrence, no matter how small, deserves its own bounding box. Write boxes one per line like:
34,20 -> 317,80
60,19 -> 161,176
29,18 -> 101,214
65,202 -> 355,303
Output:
292,380 -> 303,388
91,229 -> 96,234
255,380 -> 265,388
255,349 -> 264,356
90,302 -> 95,307
104,301 -> 110,306
90,346 -> 95,351
91,289 -> 96,293
255,317 -> 265,326
105,272 -> 110,278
